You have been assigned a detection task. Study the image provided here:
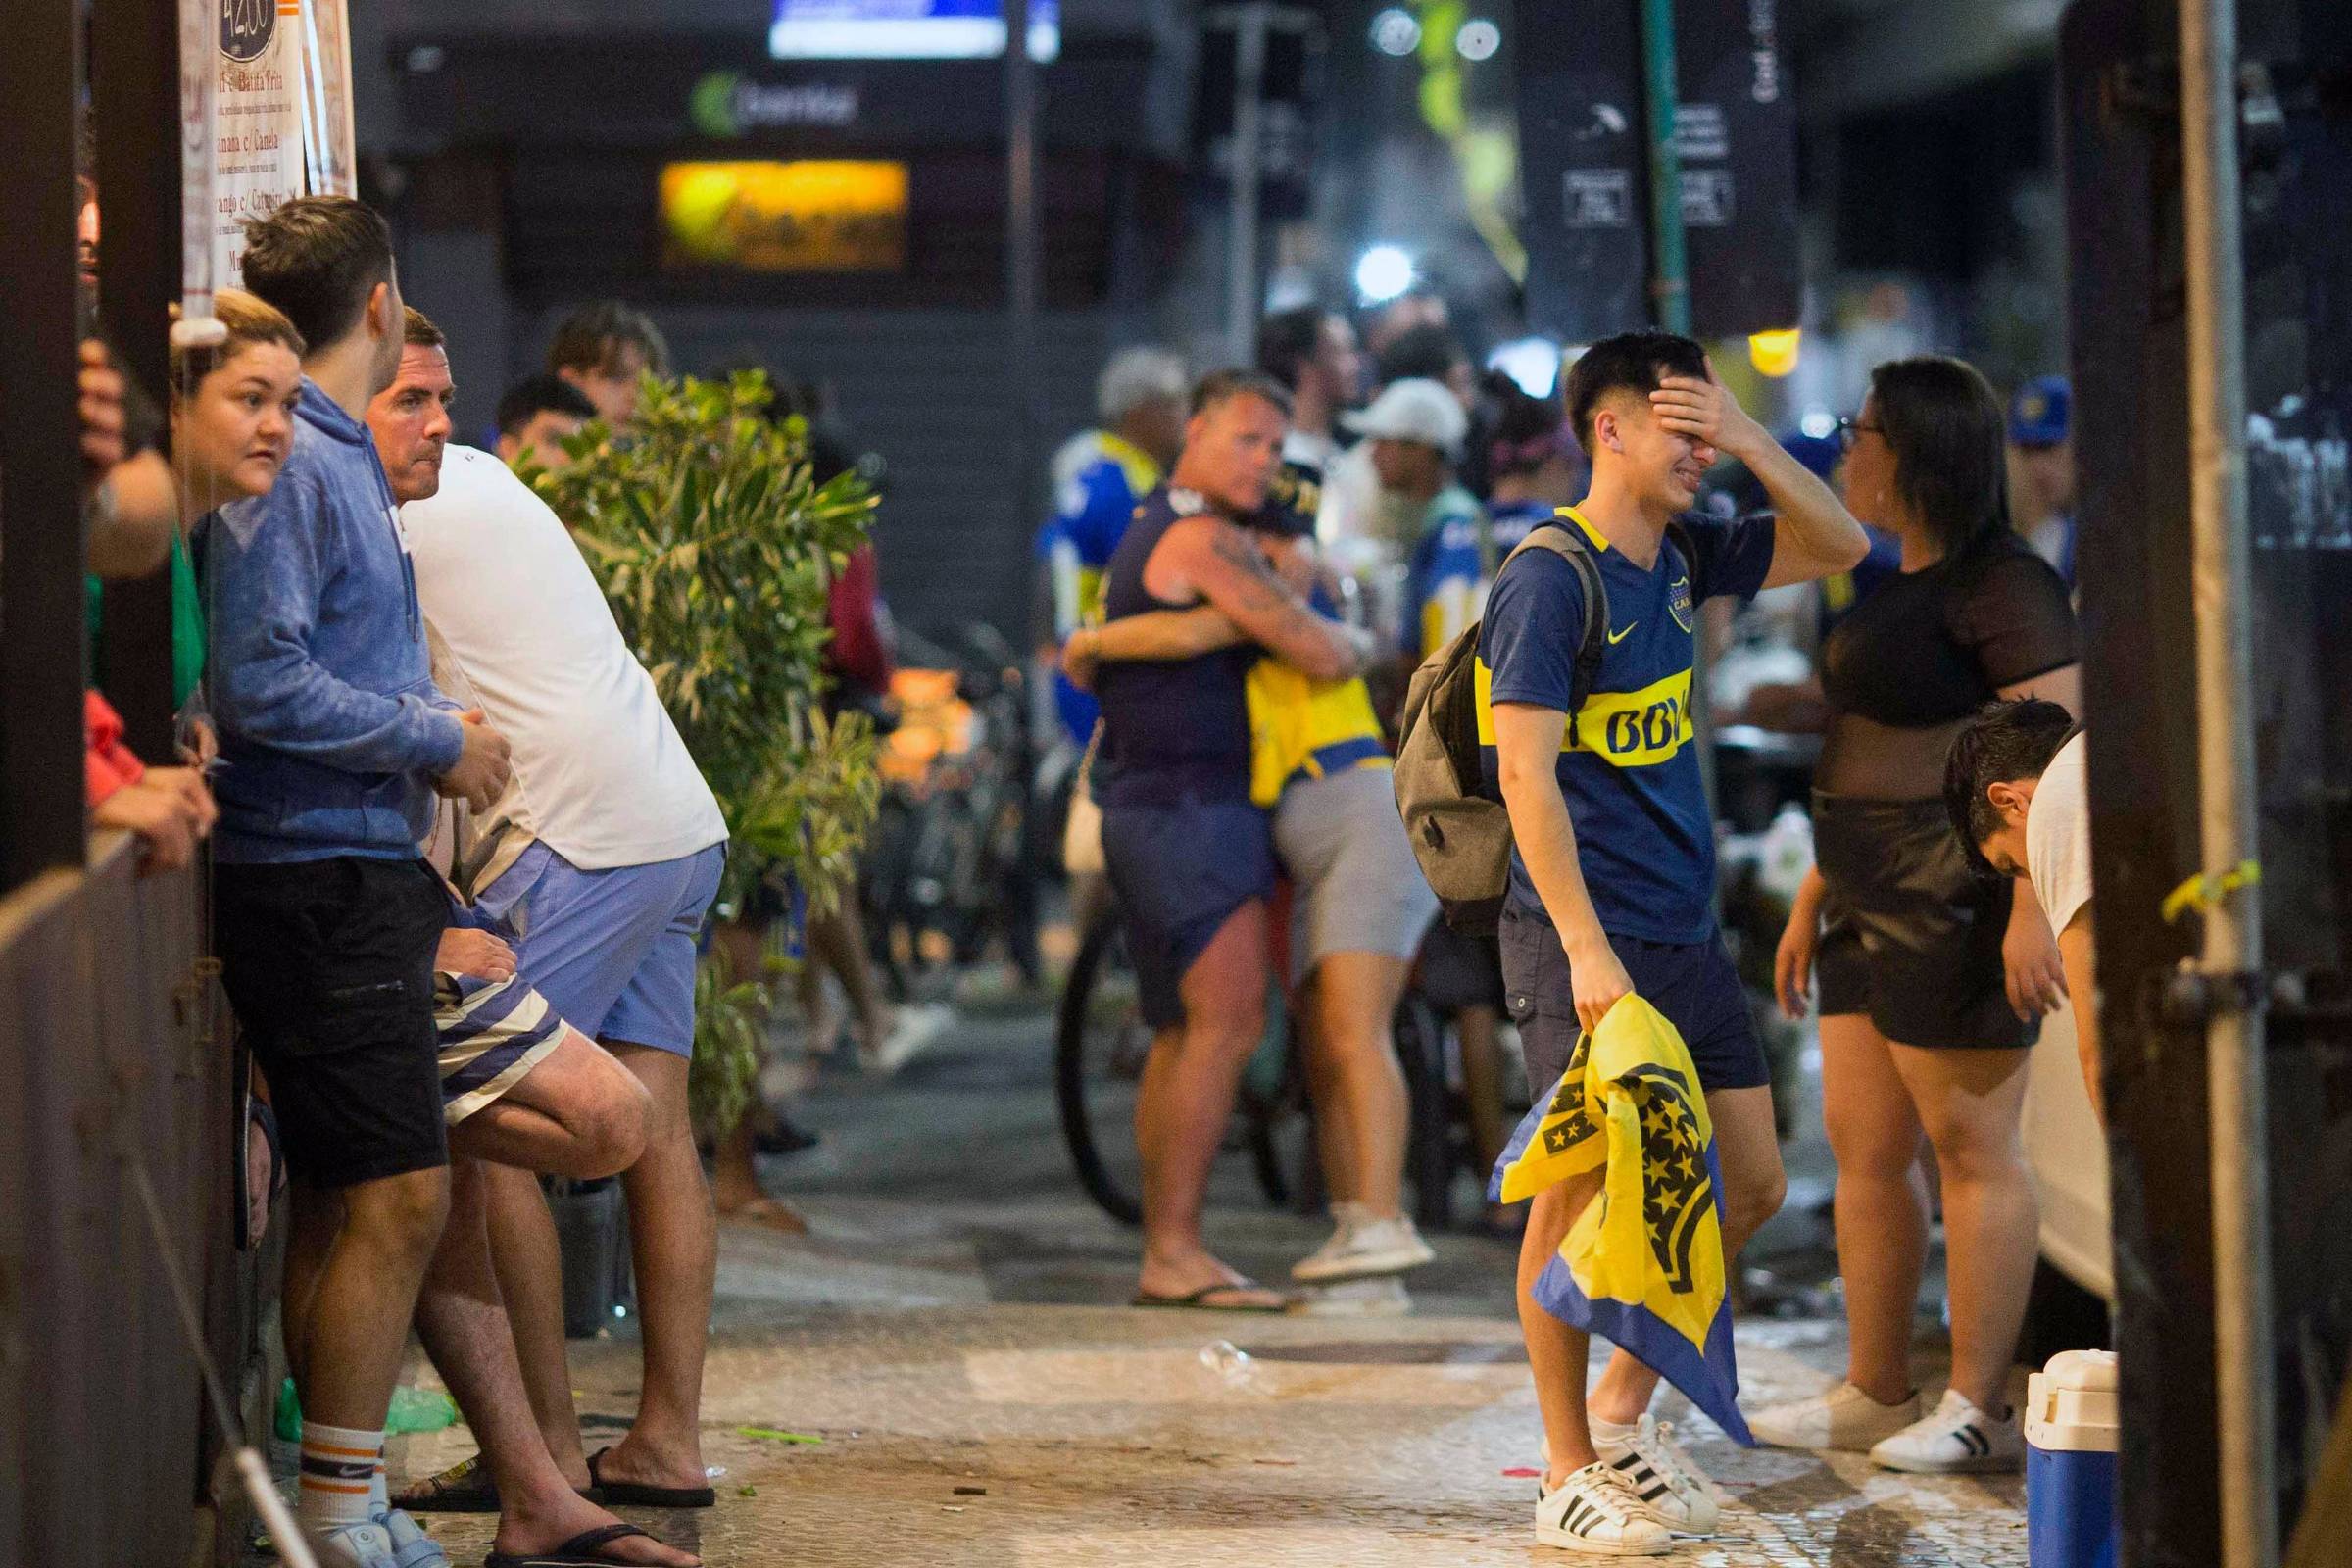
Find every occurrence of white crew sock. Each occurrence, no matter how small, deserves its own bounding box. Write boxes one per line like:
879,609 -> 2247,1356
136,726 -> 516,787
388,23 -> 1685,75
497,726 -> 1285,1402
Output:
298,1420 -> 384,1534
1588,1413 -> 1640,1446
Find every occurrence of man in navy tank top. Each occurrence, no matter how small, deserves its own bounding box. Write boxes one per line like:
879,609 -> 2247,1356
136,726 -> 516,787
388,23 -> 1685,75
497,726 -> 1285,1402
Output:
1481,333 -> 1872,1553
1077,370 -> 1377,1313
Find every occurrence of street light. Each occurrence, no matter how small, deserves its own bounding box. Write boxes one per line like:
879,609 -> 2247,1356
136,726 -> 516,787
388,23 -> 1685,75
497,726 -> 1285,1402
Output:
1354,244 -> 1415,304
1370,8 -> 1419,57
1455,20 -> 1500,62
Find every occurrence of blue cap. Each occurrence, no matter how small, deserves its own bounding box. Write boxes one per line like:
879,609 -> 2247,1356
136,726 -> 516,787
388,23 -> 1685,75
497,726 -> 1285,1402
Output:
2009,375 -> 2071,447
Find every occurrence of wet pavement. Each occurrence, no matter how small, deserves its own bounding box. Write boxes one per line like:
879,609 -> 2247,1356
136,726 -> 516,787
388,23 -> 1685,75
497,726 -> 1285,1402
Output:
382,990 -> 2027,1567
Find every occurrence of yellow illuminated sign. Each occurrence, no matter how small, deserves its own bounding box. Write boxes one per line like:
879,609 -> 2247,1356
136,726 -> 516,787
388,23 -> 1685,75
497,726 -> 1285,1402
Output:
660,160 -> 908,272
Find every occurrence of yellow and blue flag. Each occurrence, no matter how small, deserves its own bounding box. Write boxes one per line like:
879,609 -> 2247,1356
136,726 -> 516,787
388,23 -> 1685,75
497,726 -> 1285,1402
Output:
1490,994 -> 1754,1445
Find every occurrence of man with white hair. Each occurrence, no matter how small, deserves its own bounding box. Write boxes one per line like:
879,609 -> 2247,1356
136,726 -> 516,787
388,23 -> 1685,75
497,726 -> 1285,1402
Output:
1037,346 -> 1189,750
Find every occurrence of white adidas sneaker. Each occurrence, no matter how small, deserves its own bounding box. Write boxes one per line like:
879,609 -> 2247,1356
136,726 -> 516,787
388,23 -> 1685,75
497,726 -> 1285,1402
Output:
1534,1461 -> 1672,1556
1594,1414 -> 1721,1536
1746,1380 -> 1923,1453
1291,1203 -> 1435,1283
1868,1388 -> 2025,1474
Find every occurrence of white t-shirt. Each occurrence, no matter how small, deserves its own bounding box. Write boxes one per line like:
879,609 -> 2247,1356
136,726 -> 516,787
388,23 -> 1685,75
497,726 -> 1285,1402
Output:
2026,731 -> 2093,935
403,446 -> 726,878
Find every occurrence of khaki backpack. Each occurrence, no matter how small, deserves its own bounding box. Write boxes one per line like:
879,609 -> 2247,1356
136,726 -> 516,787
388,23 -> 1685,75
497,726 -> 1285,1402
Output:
1393,517 -> 1690,933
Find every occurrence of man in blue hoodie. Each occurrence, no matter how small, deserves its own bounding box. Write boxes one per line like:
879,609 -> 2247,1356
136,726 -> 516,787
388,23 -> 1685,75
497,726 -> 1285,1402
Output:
198,196 -> 513,1568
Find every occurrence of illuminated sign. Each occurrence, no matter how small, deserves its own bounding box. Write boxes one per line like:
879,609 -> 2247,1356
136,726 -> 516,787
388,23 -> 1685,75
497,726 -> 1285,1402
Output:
769,0 -> 1059,64
660,161 -> 908,273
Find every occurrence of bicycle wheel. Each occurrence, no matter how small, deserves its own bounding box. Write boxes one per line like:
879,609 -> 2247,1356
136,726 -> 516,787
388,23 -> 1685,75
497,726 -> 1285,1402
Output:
1392,990 -> 1457,1231
1054,910 -> 1149,1225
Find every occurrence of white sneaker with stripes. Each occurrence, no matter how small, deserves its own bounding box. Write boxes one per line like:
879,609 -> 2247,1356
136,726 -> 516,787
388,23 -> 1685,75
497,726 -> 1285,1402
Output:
1534,1461 -> 1672,1556
1868,1388 -> 2025,1474
1593,1414 -> 1721,1536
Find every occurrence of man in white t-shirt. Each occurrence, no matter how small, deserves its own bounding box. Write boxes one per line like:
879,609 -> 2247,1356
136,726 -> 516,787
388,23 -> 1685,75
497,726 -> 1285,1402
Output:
1947,699 -> 2100,1119
369,310 -> 730,1549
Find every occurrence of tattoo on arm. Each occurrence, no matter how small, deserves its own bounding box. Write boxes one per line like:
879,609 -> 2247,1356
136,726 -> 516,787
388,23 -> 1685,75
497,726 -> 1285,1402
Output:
1208,524 -> 1296,614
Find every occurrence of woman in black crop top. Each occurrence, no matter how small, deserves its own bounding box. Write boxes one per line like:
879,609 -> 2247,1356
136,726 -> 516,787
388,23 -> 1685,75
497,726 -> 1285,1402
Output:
1748,358 -> 2080,1470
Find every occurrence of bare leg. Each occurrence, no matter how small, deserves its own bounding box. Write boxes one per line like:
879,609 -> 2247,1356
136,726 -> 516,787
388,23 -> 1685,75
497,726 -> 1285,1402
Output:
416,1157 -> 699,1567
1132,901 -> 1283,1305
455,1027 -> 651,1181
710,1119 -> 807,1233
1820,1012 -> 1931,1405
281,1181 -> 343,1391
1892,1043 -> 2036,1415
1523,1170 -> 1605,1479
1456,1004 -> 1506,1181
483,1161 -> 591,1489
1302,950 -> 1413,1218
808,900 -> 887,1056
1588,1084 -> 1788,1424
597,1044 -> 716,1493
297,1165 -> 451,1430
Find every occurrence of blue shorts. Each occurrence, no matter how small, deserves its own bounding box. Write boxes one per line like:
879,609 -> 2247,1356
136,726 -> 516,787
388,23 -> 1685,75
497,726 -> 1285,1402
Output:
474,841 -> 725,1058
1498,906 -> 1768,1097
1101,796 -> 1277,1030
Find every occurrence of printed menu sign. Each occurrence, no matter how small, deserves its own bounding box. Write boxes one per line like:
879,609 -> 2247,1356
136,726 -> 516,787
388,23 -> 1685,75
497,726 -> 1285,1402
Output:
213,0 -> 304,283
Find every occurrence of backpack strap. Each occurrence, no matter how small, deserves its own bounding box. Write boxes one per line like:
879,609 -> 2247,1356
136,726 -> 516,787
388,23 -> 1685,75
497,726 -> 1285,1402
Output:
1502,519 -> 1610,749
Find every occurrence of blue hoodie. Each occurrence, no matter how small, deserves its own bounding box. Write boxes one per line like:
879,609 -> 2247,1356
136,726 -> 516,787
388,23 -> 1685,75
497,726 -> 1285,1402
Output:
197,377 -> 465,863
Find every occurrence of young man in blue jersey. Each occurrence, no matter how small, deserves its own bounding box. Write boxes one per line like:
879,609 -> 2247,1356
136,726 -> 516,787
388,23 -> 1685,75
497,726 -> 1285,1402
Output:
1483,331 -> 1868,1553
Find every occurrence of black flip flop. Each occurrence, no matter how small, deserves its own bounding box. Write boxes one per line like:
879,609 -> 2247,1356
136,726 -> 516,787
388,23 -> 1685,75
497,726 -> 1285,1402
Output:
395,1454 -> 604,1513
587,1446 -> 716,1509
483,1522 -> 673,1568
1130,1277 -> 1289,1313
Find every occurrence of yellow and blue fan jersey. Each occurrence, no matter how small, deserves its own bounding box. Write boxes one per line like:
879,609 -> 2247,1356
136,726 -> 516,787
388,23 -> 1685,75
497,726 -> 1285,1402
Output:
1475,506 -> 1777,944
1037,430 -> 1161,743
1400,485 -> 1494,662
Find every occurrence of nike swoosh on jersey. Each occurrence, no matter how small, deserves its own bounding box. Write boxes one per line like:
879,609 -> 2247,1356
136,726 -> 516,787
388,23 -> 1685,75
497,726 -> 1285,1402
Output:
1607,621 -> 1638,644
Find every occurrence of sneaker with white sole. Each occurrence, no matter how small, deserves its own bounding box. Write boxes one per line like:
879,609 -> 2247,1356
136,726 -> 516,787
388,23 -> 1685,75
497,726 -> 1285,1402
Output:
1534,1461 -> 1672,1556
315,1521 -> 406,1568
378,1507 -> 451,1568
1290,1203 -> 1435,1283
1868,1388 -> 2024,1474
1594,1414 -> 1720,1536
1746,1380 -> 1923,1453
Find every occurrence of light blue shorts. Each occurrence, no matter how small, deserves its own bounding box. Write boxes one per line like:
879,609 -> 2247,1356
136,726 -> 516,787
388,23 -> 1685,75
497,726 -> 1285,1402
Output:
474,841 -> 726,1058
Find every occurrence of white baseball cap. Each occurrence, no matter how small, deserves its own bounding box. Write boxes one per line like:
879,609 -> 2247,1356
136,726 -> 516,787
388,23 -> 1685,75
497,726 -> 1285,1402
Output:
1342,377 -> 1469,457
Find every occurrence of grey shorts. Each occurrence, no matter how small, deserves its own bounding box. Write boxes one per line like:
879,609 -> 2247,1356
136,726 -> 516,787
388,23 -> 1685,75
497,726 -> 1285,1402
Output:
1272,764 -> 1438,989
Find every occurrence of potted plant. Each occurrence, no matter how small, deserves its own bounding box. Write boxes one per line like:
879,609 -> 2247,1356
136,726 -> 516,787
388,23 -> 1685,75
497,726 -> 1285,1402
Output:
531,369 -> 881,1129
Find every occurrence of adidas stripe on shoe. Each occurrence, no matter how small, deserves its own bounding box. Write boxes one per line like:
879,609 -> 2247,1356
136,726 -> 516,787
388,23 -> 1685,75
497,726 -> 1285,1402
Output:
1534,1461 -> 1672,1556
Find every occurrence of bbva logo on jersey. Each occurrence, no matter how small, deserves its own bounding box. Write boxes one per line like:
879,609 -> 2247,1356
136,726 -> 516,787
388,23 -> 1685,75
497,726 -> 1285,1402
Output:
1571,669 -> 1694,768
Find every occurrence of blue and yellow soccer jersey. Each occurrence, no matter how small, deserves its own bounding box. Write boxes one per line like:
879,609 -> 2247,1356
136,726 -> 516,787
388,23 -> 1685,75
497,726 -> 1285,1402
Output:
1476,506 -> 1777,943
1401,486 -> 1494,662
1037,430 -> 1161,743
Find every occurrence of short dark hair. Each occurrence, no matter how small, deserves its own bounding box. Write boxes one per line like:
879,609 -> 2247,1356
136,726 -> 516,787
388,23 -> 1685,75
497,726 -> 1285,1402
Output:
1256,307 -> 1330,391
238,195 -> 396,353
1943,698 -> 2078,874
546,301 -> 671,379
1191,368 -> 1293,420
1564,330 -> 1707,456
1486,368 -> 1570,479
496,373 -> 599,439
1375,323 -> 1468,389
403,306 -> 446,349
1867,356 -> 2012,557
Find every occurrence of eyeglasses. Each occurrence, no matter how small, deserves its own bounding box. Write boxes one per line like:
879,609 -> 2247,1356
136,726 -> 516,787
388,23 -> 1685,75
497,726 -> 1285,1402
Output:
1833,416 -> 1883,454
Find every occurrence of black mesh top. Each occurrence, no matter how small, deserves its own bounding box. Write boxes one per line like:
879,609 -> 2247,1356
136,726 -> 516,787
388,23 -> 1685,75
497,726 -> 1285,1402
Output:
1818,531 -> 2079,800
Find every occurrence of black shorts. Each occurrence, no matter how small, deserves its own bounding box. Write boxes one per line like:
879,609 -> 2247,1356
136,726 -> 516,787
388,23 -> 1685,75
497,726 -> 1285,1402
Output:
1498,906 -> 1769,1099
1416,919 -> 1504,1015
1812,792 -> 2036,1052
214,856 -> 452,1189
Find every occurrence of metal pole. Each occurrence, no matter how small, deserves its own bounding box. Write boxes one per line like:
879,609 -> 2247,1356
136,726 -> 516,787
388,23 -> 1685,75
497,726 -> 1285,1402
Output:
2179,4 -> 2275,1566
1225,4 -> 1269,364
1637,0 -> 1690,334
1005,0 -> 1042,610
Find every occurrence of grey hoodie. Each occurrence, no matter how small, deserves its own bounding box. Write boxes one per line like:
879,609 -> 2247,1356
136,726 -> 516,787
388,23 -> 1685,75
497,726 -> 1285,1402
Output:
197,377 -> 464,863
